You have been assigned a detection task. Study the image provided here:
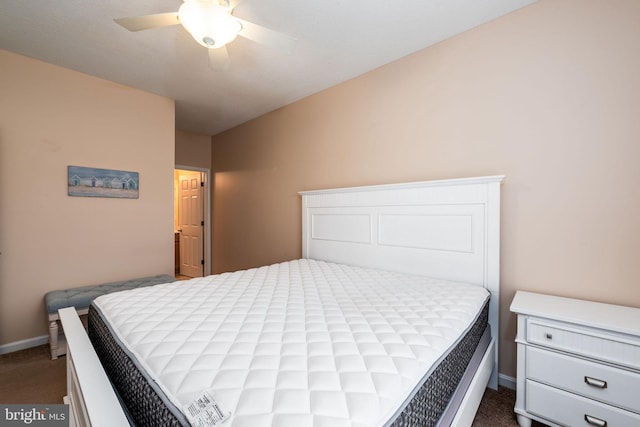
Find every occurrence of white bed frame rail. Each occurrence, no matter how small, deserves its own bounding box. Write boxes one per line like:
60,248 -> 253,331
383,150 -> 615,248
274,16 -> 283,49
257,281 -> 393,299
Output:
59,307 -> 129,427
59,175 -> 504,427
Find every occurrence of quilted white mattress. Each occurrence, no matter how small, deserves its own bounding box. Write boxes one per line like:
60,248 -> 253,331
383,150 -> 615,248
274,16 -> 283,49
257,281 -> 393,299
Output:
93,259 -> 489,427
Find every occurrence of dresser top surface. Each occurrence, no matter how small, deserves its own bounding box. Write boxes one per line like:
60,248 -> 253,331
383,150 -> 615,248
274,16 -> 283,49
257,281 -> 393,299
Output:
510,291 -> 640,337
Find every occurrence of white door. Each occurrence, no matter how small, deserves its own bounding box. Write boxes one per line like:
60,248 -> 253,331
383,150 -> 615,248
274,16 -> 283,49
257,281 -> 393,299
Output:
178,171 -> 204,277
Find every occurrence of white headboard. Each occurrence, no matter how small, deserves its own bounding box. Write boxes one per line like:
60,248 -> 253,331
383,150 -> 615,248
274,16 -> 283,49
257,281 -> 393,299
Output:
299,175 -> 504,388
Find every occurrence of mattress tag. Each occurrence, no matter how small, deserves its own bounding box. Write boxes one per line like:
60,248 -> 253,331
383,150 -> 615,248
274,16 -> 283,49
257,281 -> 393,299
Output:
183,391 -> 231,426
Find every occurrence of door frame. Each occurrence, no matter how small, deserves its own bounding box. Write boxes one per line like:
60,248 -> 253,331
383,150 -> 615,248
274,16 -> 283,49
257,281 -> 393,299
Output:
175,165 -> 211,276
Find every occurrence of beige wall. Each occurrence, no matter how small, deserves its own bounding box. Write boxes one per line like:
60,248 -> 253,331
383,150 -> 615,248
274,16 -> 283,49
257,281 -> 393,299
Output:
211,0 -> 640,379
176,129 -> 212,170
0,50 -> 175,346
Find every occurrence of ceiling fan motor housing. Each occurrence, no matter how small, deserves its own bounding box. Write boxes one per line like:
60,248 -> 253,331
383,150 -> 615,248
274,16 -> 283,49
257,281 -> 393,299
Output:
178,0 -> 241,48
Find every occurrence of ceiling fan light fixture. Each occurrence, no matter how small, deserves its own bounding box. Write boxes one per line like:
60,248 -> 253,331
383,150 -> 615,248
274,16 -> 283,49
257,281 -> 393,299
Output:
178,0 -> 241,49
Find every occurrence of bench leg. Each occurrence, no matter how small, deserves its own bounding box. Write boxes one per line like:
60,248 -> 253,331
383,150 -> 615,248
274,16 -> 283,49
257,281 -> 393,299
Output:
49,320 -> 59,360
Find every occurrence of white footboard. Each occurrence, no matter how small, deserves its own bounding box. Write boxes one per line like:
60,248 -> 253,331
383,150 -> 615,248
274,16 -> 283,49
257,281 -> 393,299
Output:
58,307 -> 129,427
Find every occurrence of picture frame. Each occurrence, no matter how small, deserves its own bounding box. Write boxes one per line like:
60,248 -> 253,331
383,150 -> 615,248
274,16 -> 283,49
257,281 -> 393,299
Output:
68,166 -> 139,199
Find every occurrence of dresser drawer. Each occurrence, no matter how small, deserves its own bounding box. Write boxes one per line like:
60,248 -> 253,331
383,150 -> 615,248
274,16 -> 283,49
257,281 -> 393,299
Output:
526,380 -> 640,427
526,346 -> 640,413
527,318 -> 640,370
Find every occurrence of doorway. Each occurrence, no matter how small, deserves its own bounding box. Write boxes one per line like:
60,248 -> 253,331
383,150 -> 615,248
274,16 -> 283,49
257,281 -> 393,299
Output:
174,166 -> 211,278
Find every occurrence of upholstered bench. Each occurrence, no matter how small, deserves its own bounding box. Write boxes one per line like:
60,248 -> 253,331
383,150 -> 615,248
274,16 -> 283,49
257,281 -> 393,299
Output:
44,274 -> 175,360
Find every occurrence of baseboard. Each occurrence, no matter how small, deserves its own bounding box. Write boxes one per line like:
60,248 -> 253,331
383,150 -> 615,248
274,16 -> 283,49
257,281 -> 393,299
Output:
498,373 -> 516,390
0,335 -> 49,355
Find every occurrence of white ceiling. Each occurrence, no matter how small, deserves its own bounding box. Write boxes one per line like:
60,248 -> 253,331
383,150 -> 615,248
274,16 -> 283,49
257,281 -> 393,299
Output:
0,0 -> 535,136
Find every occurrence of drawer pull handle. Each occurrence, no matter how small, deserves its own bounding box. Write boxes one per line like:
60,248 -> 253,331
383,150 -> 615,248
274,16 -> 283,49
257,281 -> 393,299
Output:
584,376 -> 608,389
584,414 -> 607,427
545,333 -> 552,340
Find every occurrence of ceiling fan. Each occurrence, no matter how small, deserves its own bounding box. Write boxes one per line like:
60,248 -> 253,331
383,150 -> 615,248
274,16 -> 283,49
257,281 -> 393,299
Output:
114,0 -> 297,70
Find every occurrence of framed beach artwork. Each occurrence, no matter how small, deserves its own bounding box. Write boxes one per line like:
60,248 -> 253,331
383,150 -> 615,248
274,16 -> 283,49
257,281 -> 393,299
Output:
68,166 -> 139,199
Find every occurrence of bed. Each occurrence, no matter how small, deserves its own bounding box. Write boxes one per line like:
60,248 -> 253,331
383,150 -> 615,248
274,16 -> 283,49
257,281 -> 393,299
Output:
59,175 -> 504,427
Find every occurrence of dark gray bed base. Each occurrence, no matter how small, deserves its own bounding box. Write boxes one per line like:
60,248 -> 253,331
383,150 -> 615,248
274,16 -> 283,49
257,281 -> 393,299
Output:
88,301 -> 489,427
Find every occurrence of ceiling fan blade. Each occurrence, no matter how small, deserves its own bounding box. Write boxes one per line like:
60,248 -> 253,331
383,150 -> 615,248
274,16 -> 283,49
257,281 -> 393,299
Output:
114,12 -> 180,32
208,46 -> 231,71
236,18 -> 297,54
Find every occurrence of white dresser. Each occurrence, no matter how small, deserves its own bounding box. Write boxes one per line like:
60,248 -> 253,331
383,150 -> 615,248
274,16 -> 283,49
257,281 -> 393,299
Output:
510,291 -> 640,427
